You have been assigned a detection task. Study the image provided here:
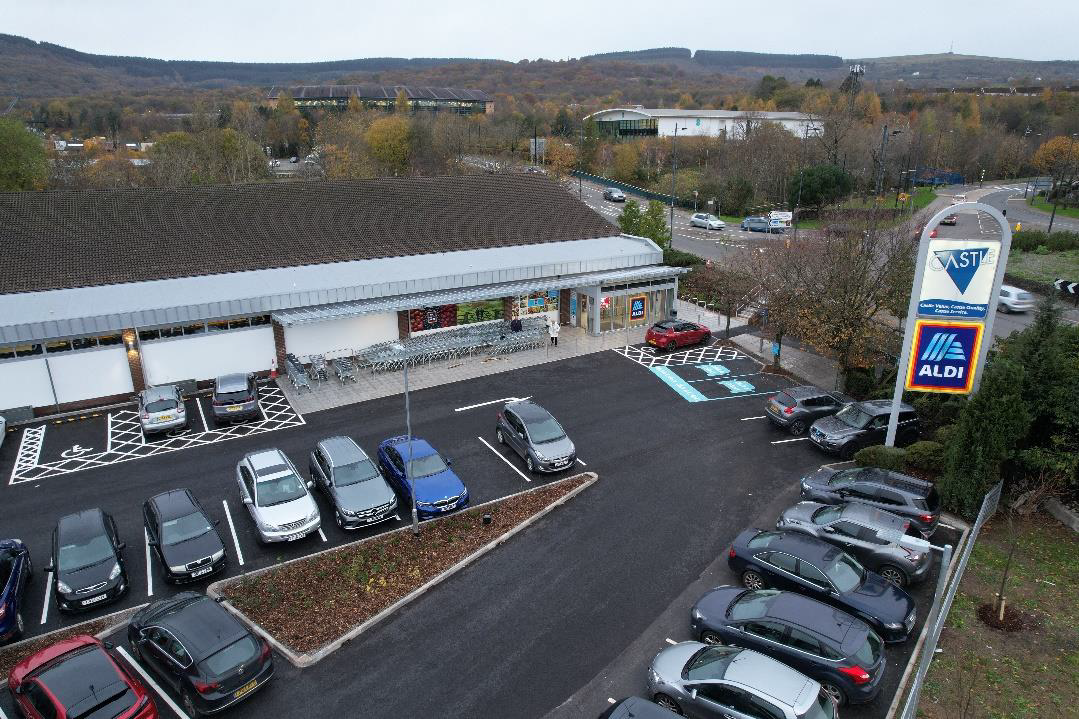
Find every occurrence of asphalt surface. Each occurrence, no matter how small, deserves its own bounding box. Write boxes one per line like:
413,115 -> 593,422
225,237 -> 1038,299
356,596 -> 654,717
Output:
1,343 -> 940,719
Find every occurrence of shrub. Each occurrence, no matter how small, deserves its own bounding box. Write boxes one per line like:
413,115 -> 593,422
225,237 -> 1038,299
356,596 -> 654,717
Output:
903,440 -> 945,474
854,445 -> 907,471
911,394 -> 965,436
842,367 -> 878,399
1046,230 -> 1079,252
935,424 -> 957,445
1034,244 -> 1050,255
1011,230 -> 1044,252
664,247 -> 705,267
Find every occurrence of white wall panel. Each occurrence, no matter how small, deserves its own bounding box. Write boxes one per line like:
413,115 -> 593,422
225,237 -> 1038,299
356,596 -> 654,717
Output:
141,328 -> 275,386
48,347 -> 134,404
0,358 -> 55,410
284,313 -> 398,359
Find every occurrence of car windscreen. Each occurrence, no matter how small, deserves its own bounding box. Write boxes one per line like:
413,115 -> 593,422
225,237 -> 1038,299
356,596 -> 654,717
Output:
684,645 -> 740,680
200,636 -> 259,678
727,589 -> 781,620
58,534 -> 114,572
812,505 -> 843,524
405,453 -> 449,478
334,458 -> 382,486
852,630 -> 882,667
705,214 -> 719,221
145,398 -> 178,412
525,415 -> 566,444
255,472 -> 307,506
161,512 -> 213,545
747,531 -> 783,549
834,405 -> 872,429
827,469 -> 860,487
824,552 -> 865,593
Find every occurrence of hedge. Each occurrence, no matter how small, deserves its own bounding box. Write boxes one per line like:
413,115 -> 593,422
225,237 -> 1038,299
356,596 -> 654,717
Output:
1011,229 -> 1079,253
903,440 -> 945,473
853,445 -> 907,471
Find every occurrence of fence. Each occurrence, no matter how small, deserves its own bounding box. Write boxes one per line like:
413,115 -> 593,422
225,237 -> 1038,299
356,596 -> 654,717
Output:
570,170 -> 679,205
897,481 -> 1003,719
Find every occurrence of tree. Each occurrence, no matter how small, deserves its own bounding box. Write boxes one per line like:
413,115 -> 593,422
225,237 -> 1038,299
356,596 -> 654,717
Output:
788,164 -> 853,210
551,107 -> 574,137
545,140 -> 578,178
639,200 -> 673,248
1033,136 -> 1079,208
0,118 -> 48,191
395,89 -> 410,114
347,94 -> 364,115
617,199 -> 644,235
365,115 -> 411,175
755,75 -> 789,101
611,143 -> 640,183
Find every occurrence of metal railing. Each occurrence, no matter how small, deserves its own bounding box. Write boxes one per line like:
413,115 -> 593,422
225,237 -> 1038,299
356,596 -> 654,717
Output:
897,481 -> 1003,719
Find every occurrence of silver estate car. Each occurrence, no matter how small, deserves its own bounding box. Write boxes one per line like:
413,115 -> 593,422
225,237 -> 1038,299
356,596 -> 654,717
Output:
495,400 -> 576,473
236,448 -> 320,543
648,642 -> 837,719
138,384 -> 187,435
690,213 -> 725,230
309,436 -> 399,530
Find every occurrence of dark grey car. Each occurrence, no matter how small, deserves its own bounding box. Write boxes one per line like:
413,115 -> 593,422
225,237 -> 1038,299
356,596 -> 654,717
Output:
808,400 -> 920,459
766,386 -> 854,436
309,436 -> 399,530
799,466 -> 942,538
211,373 -> 260,425
777,502 -> 932,586
496,400 -> 576,473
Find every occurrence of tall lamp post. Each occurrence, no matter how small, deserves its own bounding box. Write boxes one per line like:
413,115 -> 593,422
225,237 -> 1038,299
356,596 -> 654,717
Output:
393,342 -> 419,534
669,124 -> 687,240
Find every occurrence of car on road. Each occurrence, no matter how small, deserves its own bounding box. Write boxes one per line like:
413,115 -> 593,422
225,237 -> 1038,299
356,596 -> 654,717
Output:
129,592 -> 274,717
727,529 -> 916,643
289,156 -> 299,163
690,213 -> 725,230
236,448 -> 321,543
928,227 -> 938,238
765,386 -> 854,436
0,539 -> 32,643
644,319 -> 711,351
377,436 -> 469,519
807,399 -> 920,459
8,635 -> 157,719
211,373 -> 260,425
939,214 -> 958,226
998,285 -> 1035,313
776,502 -> 932,586
143,489 -> 226,584
309,436 -> 399,529
798,466 -> 941,538
47,508 -> 129,613
138,384 -> 187,435
599,697 -> 682,718
496,399 -> 576,473
690,587 -> 886,706
950,193 -> 966,205
647,642 -> 837,719
741,216 -> 769,232
603,187 -> 626,202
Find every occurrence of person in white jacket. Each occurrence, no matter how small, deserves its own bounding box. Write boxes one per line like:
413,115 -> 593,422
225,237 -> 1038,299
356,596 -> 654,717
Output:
547,316 -> 560,346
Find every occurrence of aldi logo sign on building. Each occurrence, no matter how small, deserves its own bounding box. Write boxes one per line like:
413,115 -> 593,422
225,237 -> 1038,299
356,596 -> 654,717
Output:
905,320 -> 984,393
917,240 -> 998,319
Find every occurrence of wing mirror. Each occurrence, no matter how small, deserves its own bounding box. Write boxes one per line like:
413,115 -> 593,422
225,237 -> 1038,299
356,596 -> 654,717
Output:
147,539 -> 158,547
214,519 -> 221,527
45,561 -> 55,573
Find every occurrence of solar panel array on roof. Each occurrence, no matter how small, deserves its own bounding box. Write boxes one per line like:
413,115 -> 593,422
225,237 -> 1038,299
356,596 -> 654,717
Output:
268,85 -> 491,102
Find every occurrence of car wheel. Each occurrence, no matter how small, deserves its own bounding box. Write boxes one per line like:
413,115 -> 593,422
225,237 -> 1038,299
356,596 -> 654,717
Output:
878,564 -> 908,587
700,630 -> 724,645
496,428 -> 505,445
665,340 -> 676,352
526,456 -> 536,473
788,420 -> 807,436
742,570 -> 767,590
653,694 -> 683,715
182,692 -> 204,717
999,303 -> 1010,313
701,332 -> 711,344
820,682 -> 847,707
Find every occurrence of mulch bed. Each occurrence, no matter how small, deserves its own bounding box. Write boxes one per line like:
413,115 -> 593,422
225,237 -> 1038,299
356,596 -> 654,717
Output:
976,602 -> 1039,632
223,476 -> 590,654
0,617 -> 112,680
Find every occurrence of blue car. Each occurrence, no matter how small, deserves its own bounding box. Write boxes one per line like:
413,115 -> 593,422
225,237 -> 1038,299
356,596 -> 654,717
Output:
0,539 -> 33,643
377,436 -> 469,519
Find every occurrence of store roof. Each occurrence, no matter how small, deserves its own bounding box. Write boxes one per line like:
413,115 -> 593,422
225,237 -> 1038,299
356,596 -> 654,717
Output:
585,107 -> 815,121
267,85 -> 492,102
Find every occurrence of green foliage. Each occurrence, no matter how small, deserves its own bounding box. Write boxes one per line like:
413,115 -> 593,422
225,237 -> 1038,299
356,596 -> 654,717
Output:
903,441 -> 946,473
841,367 -> 883,399
721,177 -> 755,217
788,164 -> 853,210
0,118 -> 48,191
1035,244 -> 1051,255
620,199 -> 672,248
755,75 -> 790,100
910,393 -> 964,436
854,445 -> 907,471
617,199 -> 643,235
1013,229 -> 1079,252
663,247 -> 705,267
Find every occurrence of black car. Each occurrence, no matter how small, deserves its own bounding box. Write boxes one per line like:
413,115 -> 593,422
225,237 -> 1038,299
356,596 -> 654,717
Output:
808,400 -> 920,459
47,509 -> 128,613
599,697 -> 681,718
727,529 -> 916,643
0,539 -> 32,643
690,587 -> 886,706
799,466 -> 942,538
129,592 -> 274,716
765,386 -> 854,436
143,489 -> 227,584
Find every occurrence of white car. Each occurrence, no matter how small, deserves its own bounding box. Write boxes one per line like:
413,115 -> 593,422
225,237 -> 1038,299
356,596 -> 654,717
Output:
690,213 -> 725,230
950,193 -> 967,205
236,448 -> 321,543
997,285 -> 1035,313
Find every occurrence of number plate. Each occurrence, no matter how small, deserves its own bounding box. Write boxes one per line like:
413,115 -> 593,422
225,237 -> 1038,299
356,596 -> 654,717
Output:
191,566 -> 213,577
283,532 -> 305,541
234,679 -> 258,699
81,594 -> 107,606
227,406 -> 242,412
157,415 -> 174,422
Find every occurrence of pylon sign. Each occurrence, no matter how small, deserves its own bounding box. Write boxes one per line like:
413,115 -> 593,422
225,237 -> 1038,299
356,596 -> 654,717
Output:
905,320 -> 984,393
918,240 -> 999,319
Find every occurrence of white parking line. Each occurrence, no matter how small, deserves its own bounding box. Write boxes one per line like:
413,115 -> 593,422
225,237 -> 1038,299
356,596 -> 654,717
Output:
576,458 -> 587,467
608,698 -> 617,704
771,437 -> 809,444
454,396 -> 531,412
116,646 -> 192,719
144,527 -> 153,597
476,436 -> 531,482
106,413 -> 113,453
740,415 -> 767,421
195,396 -> 208,433
317,528 -> 327,542
665,637 -> 677,645
222,499 -> 245,566
40,572 -> 52,624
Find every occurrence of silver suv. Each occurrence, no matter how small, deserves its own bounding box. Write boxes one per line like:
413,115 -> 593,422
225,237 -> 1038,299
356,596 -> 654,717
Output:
211,373 -> 260,425
309,436 -> 399,530
648,642 -> 837,718
138,384 -> 187,435
495,400 -> 576,473
236,448 -> 320,543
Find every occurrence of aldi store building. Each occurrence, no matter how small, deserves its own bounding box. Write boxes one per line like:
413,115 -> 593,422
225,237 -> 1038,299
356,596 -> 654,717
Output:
0,175 -> 684,415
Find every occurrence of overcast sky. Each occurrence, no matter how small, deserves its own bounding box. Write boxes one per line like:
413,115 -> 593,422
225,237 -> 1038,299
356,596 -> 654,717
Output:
4,0 -> 1076,63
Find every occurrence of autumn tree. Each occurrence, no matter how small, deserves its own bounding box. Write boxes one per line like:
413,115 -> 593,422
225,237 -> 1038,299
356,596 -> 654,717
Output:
545,140 -> 578,178
612,142 -> 640,183
1033,136 -> 1079,219
366,115 -> 411,175
0,118 -> 48,191
395,89 -> 410,114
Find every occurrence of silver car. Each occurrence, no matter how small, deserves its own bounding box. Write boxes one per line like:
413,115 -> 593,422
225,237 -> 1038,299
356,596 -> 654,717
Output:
997,285 -> 1034,313
690,213 -> 725,230
495,400 -> 576,473
648,642 -> 837,718
776,501 -> 932,587
236,448 -> 321,543
309,436 -> 399,530
138,384 -> 187,435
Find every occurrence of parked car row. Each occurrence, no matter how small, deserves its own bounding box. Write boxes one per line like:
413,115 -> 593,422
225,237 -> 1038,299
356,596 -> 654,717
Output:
137,373 -> 262,436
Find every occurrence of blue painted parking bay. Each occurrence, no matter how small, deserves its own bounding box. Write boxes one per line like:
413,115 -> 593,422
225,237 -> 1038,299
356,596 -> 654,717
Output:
649,359 -> 790,402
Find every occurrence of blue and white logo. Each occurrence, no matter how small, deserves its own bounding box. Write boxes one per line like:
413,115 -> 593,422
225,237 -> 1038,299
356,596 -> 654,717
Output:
931,247 -> 994,294
919,332 -> 967,362
918,240 -> 998,319
907,322 -> 983,393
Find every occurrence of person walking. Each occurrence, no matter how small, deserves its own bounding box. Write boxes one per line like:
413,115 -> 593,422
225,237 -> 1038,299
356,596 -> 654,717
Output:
547,316 -> 560,346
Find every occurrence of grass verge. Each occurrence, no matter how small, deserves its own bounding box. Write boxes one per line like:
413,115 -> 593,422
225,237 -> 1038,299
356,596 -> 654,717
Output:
221,474 -> 593,655
1004,248 -> 1079,285
1028,195 -> 1079,219
918,516 -> 1079,718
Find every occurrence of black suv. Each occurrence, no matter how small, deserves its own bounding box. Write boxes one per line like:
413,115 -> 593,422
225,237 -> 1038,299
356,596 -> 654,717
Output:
799,466 -> 942,538
808,400 -> 920,458
766,386 -> 854,436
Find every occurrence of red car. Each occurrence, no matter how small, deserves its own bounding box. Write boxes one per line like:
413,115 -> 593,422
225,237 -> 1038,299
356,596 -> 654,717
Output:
8,635 -> 157,719
644,320 -> 711,351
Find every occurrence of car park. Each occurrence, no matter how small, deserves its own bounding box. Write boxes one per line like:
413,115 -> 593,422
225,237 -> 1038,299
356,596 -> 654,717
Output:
690,587 -> 886,706
776,502 -> 931,586
143,489 -> 226,584
727,529 -> 916,643
765,386 -> 854,436
690,213 -> 725,230
647,642 -> 837,718
309,436 -> 399,529
997,285 -> 1034,313
129,592 -> 274,717
603,187 -> 626,202
8,634 -> 158,719
211,373 -> 260,425
599,697 -> 682,718
48,508 -> 129,612
495,400 -> 576,473
138,384 -> 187,435
236,448 -> 321,543
378,436 -> 469,519
0,538 -> 32,643
939,214 -> 958,226
644,320 -> 711,351
798,466 -> 941,538
808,399 -> 920,459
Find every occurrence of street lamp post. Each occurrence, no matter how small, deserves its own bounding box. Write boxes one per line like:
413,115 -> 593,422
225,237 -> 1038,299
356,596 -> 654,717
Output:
393,342 -> 419,534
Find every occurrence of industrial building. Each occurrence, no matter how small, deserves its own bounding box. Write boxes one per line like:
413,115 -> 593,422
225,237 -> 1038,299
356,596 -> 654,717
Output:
586,107 -> 822,139
264,85 -> 493,114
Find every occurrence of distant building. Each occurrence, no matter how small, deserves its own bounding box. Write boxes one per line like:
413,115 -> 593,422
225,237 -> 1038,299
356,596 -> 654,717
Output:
264,85 -> 493,115
585,107 -> 822,139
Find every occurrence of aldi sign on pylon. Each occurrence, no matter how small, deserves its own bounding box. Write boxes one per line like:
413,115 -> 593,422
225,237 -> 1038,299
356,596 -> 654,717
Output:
905,320 -> 984,393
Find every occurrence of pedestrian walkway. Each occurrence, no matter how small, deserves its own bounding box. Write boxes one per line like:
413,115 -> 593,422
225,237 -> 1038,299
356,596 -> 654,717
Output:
728,331 -> 841,391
